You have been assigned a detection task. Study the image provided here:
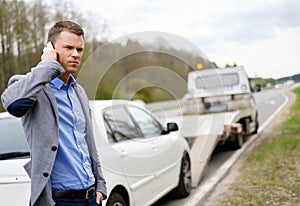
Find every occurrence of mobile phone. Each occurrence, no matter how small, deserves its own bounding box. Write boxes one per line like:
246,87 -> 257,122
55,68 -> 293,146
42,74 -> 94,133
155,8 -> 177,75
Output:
43,41 -> 54,54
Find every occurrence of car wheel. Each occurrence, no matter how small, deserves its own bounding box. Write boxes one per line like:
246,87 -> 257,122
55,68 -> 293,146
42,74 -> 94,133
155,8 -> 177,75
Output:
174,153 -> 191,198
106,192 -> 127,206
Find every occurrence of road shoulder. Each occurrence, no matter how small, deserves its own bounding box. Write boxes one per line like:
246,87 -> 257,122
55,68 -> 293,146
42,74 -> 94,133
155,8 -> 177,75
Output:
201,90 -> 296,206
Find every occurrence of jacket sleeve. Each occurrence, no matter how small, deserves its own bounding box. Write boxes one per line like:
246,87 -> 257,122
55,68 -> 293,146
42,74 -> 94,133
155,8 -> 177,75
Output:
1,58 -> 65,117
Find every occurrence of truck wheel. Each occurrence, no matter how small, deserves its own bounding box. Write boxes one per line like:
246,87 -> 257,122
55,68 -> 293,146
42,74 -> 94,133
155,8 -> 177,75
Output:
174,153 -> 191,198
252,113 -> 259,134
232,133 -> 243,150
106,192 -> 127,206
244,117 -> 251,135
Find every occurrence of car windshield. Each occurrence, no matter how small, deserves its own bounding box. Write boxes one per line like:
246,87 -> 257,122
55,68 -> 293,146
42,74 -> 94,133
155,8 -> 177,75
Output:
196,72 -> 239,90
0,116 -> 29,159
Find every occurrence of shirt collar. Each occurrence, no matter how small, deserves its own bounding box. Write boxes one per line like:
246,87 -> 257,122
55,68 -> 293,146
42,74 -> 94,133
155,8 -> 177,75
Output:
50,75 -> 76,90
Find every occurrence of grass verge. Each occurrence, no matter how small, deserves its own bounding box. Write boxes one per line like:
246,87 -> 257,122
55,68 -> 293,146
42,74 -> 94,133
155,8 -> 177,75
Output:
219,88 -> 300,206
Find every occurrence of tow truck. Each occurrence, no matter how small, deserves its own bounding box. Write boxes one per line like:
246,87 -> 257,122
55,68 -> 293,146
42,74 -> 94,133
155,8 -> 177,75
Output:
183,65 -> 258,144
152,66 -> 259,187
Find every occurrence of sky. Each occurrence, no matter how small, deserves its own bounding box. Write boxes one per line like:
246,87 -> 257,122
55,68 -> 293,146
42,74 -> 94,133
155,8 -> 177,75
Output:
49,0 -> 300,78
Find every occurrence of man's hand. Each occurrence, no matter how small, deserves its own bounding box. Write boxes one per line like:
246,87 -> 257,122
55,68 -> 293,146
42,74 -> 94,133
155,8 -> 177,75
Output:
41,50 -> 58,61
96,192 -> 104,204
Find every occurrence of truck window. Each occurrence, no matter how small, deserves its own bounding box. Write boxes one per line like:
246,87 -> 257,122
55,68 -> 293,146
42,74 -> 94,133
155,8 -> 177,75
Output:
196,73 -> 239,89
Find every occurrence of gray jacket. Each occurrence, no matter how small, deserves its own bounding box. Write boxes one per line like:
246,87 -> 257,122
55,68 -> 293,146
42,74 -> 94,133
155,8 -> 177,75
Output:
1,58 -> 107,206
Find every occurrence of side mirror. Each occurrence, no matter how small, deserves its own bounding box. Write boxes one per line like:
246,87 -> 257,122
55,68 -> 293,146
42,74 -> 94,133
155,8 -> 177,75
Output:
167,122 -> 178,132
254,84 -> 261,92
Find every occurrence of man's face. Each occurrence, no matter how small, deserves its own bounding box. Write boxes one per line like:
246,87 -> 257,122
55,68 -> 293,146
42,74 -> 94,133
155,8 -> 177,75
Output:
54,31 -> 84,74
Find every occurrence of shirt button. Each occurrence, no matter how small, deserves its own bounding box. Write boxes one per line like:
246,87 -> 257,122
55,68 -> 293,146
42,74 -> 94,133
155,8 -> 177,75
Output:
51,145 -> 57,151
43,172 -> 49,177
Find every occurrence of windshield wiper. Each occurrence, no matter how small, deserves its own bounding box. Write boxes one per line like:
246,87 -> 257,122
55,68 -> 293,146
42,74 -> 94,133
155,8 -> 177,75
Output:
0,152 -> 30,160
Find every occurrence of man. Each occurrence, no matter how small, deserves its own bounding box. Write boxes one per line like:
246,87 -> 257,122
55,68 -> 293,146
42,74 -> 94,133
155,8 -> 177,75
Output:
1,21 -> 107,206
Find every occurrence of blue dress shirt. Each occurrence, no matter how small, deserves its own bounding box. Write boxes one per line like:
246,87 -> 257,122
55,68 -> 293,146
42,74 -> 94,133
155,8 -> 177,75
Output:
50,76 -> 95,190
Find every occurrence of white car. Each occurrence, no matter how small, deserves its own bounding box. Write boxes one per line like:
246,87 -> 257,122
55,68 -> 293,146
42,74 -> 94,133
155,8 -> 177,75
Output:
0,112 -> 31,206
0,100 -> 191,206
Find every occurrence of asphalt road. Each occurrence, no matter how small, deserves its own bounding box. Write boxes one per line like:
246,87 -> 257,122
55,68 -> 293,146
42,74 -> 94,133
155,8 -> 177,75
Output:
150,86 -> 292,206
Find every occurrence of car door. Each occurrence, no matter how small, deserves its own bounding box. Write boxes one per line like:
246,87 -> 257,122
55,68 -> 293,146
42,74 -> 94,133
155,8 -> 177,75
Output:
103,105 -> 157,206
126,106 -> 181,197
